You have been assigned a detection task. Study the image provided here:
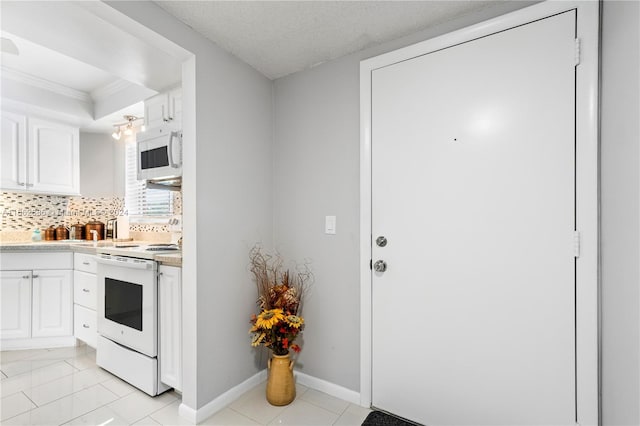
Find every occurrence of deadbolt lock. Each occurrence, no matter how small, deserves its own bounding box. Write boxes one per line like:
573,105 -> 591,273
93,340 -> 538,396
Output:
376,236 -> 387,247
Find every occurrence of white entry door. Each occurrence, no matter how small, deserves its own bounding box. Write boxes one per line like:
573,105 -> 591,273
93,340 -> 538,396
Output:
371,11 -> 577,425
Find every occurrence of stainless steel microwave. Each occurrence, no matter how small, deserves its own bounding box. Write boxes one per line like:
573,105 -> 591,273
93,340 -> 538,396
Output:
136,126 -> 182,181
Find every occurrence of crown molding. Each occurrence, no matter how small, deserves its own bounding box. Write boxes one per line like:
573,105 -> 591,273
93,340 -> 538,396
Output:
1,66 -> 92,103
90,79 -> 135,102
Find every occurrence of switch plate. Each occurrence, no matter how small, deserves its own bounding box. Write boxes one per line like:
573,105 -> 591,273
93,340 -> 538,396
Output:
325,216 -> 336,235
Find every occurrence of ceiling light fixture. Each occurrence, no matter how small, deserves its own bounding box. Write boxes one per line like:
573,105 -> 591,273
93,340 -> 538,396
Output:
111,115 -> 143,141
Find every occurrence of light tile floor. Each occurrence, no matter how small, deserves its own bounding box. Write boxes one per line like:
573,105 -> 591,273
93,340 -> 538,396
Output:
0,345 -> 371,425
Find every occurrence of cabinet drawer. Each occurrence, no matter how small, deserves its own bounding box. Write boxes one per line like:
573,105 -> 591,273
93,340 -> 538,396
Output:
74,304 -> 97,348
1,252 -> 73,270
74,253 -> 97,274
73,271 -> 97,310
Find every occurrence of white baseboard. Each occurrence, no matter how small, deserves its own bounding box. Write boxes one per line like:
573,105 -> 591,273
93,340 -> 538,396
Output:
1,336 -> 77,351
178,369 -> 363,423
177,402 -> 197,424
178,369 -> 268,423
295,372 -> 361,405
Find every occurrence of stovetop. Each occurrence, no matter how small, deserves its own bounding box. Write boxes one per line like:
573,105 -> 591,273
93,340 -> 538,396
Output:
97,243 -> 181,260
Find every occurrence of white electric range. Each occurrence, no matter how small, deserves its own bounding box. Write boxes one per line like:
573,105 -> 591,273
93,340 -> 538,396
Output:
94,243 -> 180,396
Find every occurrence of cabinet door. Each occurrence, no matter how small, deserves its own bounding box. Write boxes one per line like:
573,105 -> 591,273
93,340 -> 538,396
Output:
168,88 -> 182,128
144,93 -> 169,129
28,118 -> 80,195
1,111 -> 27,191
0,271 -> 32,339
159,265 -> 182,391
32,269 -> 73,337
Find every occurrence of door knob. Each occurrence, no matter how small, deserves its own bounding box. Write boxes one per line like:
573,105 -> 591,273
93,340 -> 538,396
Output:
373,260 -> 387,272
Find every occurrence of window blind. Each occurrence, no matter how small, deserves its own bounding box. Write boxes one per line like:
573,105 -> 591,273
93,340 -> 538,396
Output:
125,139 -> 173,218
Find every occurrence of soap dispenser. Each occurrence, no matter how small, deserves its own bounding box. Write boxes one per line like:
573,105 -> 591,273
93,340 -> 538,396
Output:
31,229 -> 42,242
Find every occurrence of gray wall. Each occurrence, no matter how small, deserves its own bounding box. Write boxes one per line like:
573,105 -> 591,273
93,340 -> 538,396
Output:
110,0 -> 640,421
274,3 -> 640,423
79,132 -> 117,198
600,1 -> 640,425
106,1 -> 273,411
273,2 -> 536,392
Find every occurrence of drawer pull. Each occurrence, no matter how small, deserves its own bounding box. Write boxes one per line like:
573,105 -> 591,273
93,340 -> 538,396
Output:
22,275 -> 30,279
83,324 -> 90,328
82,262 -> 90,266
82,288 -> 90,293
32,275 -> 39,278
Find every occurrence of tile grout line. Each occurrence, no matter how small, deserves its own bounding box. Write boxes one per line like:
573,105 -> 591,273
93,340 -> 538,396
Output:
63,359 -> 84,372
15,378 -> 121,418
0,361 -> 80,400
297,391 -> 350,416
228,406 -> 268,425
21,389 -> 39,408
1,392 -> 36,423
128,396 -> 180,426
296,398 -> 344,417
58,383 -> 122,425
0,349 -> 49,365
60,382 -> 130,426
0,359 -> 60,378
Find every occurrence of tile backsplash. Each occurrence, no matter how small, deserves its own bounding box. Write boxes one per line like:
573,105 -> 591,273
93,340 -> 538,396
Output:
0,191 -> 182,238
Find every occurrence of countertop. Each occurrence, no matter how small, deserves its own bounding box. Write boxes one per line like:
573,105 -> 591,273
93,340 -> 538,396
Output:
0,240 -> 182,266
0,240 -> 108,252
154,253 -> 182,267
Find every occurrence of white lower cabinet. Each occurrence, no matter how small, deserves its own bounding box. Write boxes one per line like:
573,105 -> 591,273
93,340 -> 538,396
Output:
0,252 -> 74,349
159,264 -> 182,391
72,253 -> 98,348
32,270 -> 73,337
0,271 -> 32,339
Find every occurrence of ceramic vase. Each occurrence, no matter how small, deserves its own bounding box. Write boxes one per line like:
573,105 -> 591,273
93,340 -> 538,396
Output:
266,352 -> 295,406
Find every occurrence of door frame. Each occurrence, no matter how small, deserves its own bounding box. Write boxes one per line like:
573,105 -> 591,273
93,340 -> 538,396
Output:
359,1 -> 600,424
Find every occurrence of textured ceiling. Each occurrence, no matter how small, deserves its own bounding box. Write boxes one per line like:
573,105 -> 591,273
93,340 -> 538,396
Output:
156,1 -> 502,80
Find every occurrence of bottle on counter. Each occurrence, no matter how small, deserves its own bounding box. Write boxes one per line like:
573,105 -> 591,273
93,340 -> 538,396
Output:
31,229 -> 42,242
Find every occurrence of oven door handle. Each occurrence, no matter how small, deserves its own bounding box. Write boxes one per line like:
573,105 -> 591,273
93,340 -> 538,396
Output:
95,256 -> 153,270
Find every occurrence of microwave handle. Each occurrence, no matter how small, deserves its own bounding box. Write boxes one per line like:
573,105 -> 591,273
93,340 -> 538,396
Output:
168,131 -> 181,168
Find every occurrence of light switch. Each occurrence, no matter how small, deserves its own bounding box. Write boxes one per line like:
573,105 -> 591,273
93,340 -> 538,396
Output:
325,216 -> 336,235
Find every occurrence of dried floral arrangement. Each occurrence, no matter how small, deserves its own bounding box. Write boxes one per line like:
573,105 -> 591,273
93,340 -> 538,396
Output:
249,245 -> 312,356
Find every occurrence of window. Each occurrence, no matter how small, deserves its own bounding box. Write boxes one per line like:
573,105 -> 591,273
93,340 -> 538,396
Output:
125,138 -> 173,219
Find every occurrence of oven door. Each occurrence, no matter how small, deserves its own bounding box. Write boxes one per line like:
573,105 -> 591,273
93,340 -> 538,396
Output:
96,254 -> 158,357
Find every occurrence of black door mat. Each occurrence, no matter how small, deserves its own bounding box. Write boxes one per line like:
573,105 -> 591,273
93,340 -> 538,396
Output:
362,410 -> 422,426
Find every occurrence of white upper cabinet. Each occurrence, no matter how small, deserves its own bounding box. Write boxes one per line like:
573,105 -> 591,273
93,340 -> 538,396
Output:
168,88 -> 182,127
144,88 -> 182,129
1,111 -> 28,191
0,112 -> 80,195
28,118 -> 80,195
144,93 -> 168,129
